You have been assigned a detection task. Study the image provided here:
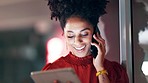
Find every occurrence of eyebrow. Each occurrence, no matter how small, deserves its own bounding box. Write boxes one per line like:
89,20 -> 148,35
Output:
80,28 -> 91,32
67,28 -> 91,33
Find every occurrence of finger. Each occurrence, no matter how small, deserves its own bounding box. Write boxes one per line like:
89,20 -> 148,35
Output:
93,34 -> 105,47
97,35 -> 105,45
93,34 -> 105,43
91,42 -> 100,50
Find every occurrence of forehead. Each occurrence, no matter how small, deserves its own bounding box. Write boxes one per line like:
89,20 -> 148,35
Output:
64,17 -> 93,31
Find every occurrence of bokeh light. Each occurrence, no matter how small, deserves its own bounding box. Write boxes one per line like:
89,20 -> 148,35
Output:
46,37 -> 64,63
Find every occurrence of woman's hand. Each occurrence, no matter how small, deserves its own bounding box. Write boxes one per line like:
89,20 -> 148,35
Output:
91,33 -> 106,71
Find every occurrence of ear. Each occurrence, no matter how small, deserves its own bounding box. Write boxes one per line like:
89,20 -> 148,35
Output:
63,29 -> 66,37
61,32 -> 64,36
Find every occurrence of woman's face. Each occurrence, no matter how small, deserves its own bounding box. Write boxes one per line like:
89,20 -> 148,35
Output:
64,17 -> 94,57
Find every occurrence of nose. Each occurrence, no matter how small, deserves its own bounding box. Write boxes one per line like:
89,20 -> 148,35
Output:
74,35 -> 83,46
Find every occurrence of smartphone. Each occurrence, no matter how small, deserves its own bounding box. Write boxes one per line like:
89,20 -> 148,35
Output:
91,27 -> 100,58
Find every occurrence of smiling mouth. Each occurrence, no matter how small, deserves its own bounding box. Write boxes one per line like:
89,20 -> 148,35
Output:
74,45 -> 86,51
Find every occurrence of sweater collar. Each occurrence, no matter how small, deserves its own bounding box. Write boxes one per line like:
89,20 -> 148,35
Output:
63,52 -> 93,65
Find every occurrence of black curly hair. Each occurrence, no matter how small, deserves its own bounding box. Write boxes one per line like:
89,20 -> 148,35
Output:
47,0 -> 109,30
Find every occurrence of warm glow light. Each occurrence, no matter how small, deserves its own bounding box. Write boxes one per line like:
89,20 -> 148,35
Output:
142,61 -> 148,76
46,37 -> 64,63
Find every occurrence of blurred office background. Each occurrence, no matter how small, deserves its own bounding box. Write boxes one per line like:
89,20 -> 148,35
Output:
0,0 -> 148,83
0,0 -> 50,83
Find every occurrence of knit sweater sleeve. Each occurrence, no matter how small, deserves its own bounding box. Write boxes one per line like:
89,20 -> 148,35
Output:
104,60 -> 129,83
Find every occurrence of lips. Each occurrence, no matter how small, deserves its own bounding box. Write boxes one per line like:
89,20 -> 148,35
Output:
74,45 -> 86,51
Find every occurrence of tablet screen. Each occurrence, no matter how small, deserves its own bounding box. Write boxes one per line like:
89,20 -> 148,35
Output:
31,68 -> 81,83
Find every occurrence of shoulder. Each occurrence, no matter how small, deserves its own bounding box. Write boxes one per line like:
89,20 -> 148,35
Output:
104,59 -> 129,83
42,57 -> 66,71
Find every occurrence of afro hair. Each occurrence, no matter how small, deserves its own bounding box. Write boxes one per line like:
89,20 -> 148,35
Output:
47,0 -> 109,29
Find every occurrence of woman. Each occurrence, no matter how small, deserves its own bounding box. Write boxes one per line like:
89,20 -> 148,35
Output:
42,0 -> 129,83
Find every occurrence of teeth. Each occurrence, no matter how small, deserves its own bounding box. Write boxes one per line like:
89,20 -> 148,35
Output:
75,45 -> 86,50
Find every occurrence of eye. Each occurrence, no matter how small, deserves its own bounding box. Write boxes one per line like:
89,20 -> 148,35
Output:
67,36 -> 74,38
67,34 -> 74,38
66,32 -> 74,38
81,32 -> 89,37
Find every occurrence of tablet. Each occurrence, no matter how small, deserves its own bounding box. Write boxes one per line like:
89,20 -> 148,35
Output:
31,68 -> 81,83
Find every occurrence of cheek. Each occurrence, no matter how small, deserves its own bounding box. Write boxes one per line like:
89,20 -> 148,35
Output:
65,38 -> 75,45
65,38 -> 74,49
83,38 -> 91,43
84,36 -> 93,43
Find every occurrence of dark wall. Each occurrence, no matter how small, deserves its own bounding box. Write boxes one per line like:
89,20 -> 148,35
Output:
132,0 -> 148,83
101,0 -> 120,62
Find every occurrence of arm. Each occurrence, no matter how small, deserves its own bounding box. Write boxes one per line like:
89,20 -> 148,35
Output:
98,74 -> 110,83
96,68 -> 110,83
91,33 -> 110,83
